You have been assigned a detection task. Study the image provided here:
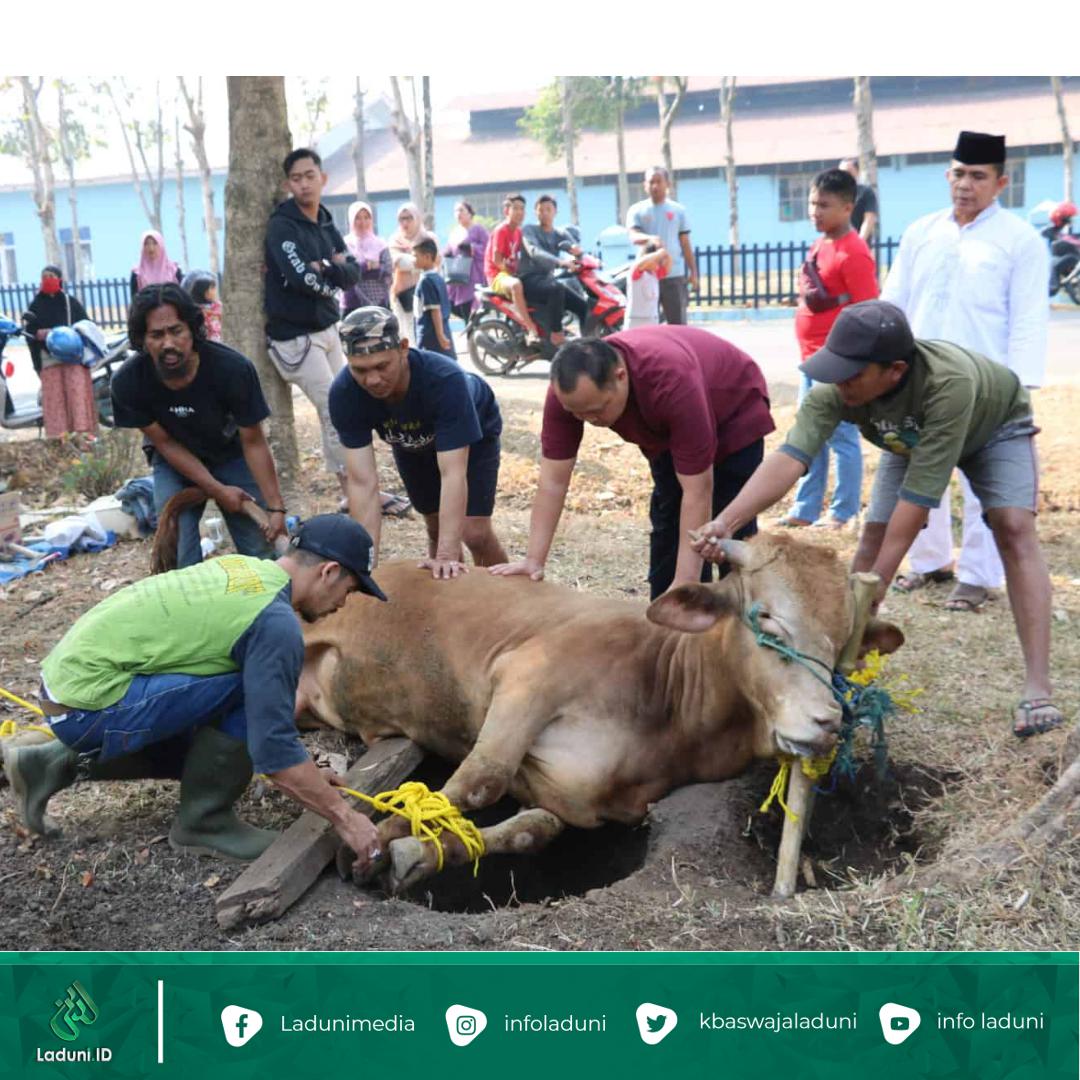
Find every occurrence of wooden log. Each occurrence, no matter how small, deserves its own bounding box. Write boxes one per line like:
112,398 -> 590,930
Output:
771,572 -> 881,900
216,737 -> 423,929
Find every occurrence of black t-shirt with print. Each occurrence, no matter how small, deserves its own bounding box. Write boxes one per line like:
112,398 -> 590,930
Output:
110,339 -> 271,465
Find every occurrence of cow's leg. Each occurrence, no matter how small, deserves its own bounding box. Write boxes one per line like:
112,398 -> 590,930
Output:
387,808 -> 565,893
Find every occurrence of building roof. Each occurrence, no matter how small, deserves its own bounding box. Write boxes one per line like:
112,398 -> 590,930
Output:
325,81 -> 1080,198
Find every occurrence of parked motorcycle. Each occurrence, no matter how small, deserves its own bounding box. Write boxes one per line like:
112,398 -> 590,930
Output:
1042,200 -> 1080,304
0,316 -> 130,432
466,254 -> 625,376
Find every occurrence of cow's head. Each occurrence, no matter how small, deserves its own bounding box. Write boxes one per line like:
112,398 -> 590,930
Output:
646,533 -> 903,758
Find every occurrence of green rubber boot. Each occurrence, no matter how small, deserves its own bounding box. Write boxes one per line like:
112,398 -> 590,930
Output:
167,726 -> 278,861
4,738 -> 80,836
4,735 -> 187,837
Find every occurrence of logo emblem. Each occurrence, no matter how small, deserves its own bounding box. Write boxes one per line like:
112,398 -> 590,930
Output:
221,1005 -> 263,1047
879,1003 -> 921,1045
445,1004 -> 487,1047
50,981 -> 99,1043
635,1002 -> 678,1045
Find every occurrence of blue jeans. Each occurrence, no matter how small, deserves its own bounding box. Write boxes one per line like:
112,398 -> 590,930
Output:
152,452 -> 272,568
50,673 -> 246,762
790,375 -> 863,523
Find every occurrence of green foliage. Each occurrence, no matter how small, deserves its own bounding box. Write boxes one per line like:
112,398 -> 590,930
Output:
60,429 -> 140,501
519,77 -> 644,161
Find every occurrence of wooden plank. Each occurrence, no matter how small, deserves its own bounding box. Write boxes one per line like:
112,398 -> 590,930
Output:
216,737 -> 423,929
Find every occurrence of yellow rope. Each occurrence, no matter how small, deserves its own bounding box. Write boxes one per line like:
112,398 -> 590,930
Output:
0,686 -> 46,717
0,687 -> 55,740
759,751 -> 836,824
339,781 -> 486,876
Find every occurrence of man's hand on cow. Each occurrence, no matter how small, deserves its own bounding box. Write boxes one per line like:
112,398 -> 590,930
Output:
263,510 -> 286,542
212,485 -> 255,515
689,518 -> 734,563
419,556 -> 469,580
488,558 -> 545,581
335,809 -> 382,881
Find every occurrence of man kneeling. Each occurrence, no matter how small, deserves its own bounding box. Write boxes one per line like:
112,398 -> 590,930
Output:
4,517 -> 386,872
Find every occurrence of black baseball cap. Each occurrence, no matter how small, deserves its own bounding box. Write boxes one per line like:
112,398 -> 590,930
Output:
799,300 -> 915,384
289,514 -> 388,601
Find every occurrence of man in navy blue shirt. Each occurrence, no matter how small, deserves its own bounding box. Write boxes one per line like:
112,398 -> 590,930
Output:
412,238 -> 456,359
329,307 -> 508,579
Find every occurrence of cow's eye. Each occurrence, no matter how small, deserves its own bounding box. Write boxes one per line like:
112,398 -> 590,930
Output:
758,613 -> 787,640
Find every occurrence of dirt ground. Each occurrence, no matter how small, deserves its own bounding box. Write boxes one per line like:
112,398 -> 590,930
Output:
1,385 -> 1078,953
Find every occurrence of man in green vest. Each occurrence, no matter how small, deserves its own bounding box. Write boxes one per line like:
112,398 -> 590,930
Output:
4,515 -> 389,873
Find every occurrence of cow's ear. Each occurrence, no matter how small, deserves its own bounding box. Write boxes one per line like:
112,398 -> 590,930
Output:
861,618 -> 905,657
647,585 -> 736,634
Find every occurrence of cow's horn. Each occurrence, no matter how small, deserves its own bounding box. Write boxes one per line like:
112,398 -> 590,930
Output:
717,539 -> 752,567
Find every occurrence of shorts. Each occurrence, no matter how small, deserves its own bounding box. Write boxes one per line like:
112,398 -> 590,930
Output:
391,435 -> 500,517
866,420 -> 1040,524
489,272 -> 517,299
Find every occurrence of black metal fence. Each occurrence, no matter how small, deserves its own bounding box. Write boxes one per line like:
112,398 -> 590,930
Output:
0,238 -> 901,323
0,277 -> 132,329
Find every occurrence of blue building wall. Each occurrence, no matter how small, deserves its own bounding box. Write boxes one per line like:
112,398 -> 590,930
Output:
0,152 -> 1067,287
0,173 -> 227,284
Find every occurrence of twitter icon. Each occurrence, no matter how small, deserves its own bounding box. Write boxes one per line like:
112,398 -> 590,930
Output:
636,1002 -> 678,1045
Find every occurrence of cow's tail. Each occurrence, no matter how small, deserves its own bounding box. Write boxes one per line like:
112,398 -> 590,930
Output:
150,488 -> 208,575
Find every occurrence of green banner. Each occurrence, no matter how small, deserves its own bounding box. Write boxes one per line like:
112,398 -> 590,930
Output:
1,952 -> 1075,1079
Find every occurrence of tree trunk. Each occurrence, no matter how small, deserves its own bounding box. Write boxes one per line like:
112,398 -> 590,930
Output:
351,80 -> 367,202
56,82 -> 85,281
720,77 -> 739,251
1051,76 -> 1074,202
389,76 -> 423,208
19,77 -> 62,267
179,77 -> 221,277
656,76 -> 688,197
853,77 -> 879,194
174,114 -> 191,269
104,79 -> 163,232
614,76 -> 630,226
222,77 -> 299,500
421,76 -> 435,231
562,77 -> 579,226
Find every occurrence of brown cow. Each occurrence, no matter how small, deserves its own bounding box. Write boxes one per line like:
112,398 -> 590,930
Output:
297,532 -> 903,892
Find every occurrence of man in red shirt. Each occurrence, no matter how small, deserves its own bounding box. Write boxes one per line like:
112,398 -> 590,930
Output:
490,326 -> 774,598
483,193 -> 540,341
781,168 -> 879,529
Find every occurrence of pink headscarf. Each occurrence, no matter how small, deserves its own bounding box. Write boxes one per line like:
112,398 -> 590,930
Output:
345,201 -> 388,264
133,230 -> 179,289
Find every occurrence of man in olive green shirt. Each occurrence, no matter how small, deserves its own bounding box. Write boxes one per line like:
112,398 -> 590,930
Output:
693,300 -> 1060,738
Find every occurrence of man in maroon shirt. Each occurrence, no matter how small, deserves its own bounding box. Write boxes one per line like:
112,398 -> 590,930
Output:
490,326 -> 774,597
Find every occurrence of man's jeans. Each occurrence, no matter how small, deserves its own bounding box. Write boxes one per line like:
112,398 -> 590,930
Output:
658,276 -> 690,325
790,374 -> 863,523
647,438 -> 763,600
520,273 -> 589,333
49,673 -> 246,763
152,452 -> 271,569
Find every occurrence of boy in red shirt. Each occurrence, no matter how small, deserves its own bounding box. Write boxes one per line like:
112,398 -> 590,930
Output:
483,193 -> 540,341
782,167 -> 879,528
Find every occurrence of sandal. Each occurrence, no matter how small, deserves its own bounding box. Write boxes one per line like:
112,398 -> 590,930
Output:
379,493 -> 413,519
944,583 -> 989,613
1013,698 -> 1064,739
892,568 -> 955,593
775,516 -> 813,528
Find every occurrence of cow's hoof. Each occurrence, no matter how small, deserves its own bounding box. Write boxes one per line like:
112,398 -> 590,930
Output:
387,836 -> 434,893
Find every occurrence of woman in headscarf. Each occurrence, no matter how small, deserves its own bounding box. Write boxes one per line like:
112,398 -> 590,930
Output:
443,201 -> 490,321
21,266 -> 97,439
130,230 -> 182,298
387,202 -> 432,340
341,201 -> 392,314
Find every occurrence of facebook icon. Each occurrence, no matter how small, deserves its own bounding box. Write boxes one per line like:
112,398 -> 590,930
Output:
221,1005 -> 263,1047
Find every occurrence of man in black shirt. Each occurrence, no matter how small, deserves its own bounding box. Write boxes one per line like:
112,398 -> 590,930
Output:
840,158 -> 880,243
265,148 -> 360,501
111,283 -> 287,567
